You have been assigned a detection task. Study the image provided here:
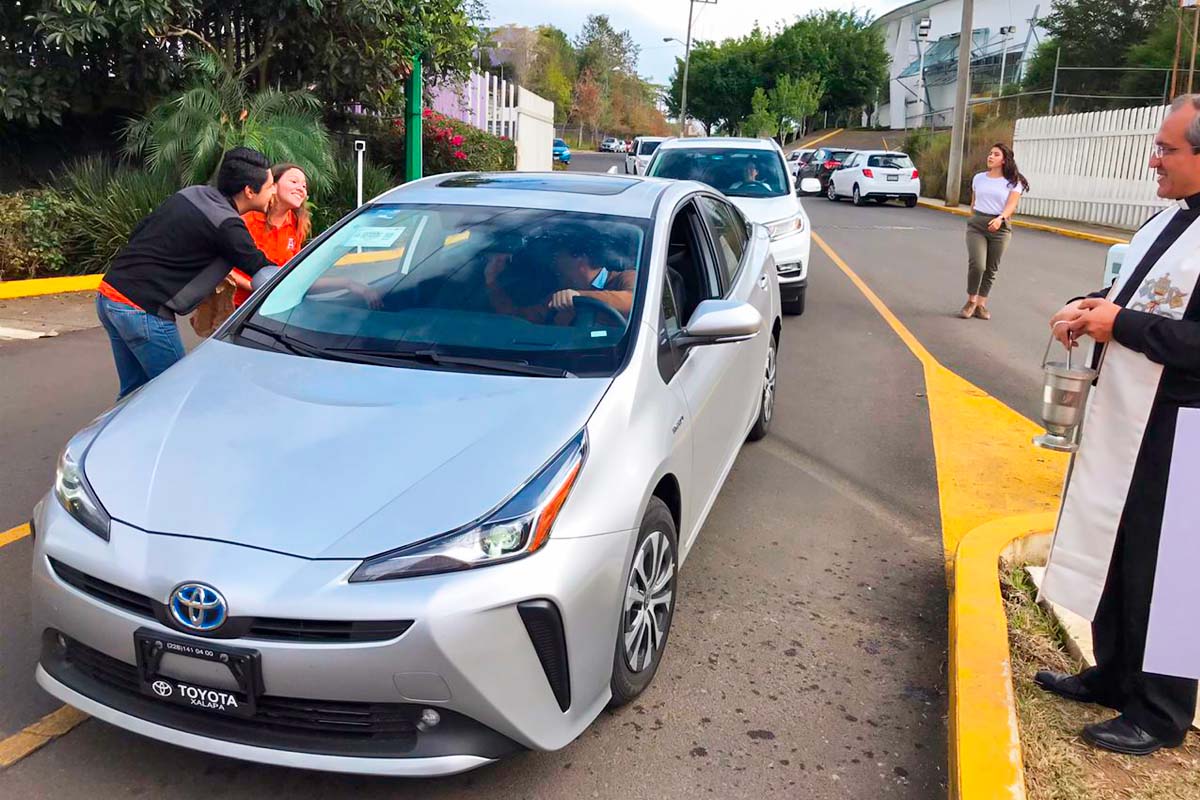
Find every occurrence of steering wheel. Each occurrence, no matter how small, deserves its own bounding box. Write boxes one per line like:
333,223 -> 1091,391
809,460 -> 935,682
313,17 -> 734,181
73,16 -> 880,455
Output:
571,295 -> 627,328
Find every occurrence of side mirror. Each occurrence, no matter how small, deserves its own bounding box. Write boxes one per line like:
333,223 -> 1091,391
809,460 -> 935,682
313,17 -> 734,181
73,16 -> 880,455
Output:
799,178 -> 821,194
676,299 -> 762,348
250,265 -> 281,291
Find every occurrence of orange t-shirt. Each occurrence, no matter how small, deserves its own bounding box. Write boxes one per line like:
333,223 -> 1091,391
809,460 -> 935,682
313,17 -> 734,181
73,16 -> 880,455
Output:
232,210 -> 305,306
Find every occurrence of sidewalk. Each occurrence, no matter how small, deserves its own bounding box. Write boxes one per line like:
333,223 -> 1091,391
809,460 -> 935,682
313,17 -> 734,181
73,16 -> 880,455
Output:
918,196 -> 1132,246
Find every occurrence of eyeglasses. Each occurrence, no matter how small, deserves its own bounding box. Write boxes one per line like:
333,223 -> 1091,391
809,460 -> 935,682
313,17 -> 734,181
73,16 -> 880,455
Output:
1151,143 -> 1200,158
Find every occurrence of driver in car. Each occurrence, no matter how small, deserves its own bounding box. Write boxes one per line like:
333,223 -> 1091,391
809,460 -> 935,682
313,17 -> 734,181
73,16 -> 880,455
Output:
729,160 -> 770,191
486,238 -> 635,325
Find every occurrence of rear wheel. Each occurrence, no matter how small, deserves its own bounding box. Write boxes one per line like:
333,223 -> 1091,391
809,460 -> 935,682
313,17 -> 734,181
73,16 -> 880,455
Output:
609,498 -> 678,708
826,180 -> 838,201
747,333 -> 778,441
852,185 -> 865,206
904,196 -> 918,208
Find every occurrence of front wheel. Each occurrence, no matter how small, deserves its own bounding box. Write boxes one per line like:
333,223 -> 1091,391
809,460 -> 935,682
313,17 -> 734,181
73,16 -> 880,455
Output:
746,333 -> 778,441
826,180 -> 838,201
609,498 -> 679,708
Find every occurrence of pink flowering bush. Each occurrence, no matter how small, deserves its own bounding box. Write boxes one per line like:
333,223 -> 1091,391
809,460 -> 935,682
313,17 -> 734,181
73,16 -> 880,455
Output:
381,109 -> 515,175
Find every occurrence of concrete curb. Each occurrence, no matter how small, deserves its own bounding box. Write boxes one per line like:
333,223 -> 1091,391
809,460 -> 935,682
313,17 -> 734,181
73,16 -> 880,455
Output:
0,275 -> 102,300
948,511 -> 1057,800
916,200 -> 1130,246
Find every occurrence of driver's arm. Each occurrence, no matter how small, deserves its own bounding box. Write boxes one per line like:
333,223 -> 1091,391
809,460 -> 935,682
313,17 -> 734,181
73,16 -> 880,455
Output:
577,270 -> 636,315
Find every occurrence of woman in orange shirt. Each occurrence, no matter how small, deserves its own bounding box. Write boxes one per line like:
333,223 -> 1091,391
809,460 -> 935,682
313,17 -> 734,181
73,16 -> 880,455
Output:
229,163 -> 379,307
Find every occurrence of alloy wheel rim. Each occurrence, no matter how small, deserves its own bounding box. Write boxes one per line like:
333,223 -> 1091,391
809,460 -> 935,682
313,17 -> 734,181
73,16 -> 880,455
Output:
827,182 -> 836,199
763,343 -> 776,423
623,530 -> 675,673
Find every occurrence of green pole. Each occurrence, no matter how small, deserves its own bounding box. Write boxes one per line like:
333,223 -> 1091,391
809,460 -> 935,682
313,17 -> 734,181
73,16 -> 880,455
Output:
405,54 -> 423,182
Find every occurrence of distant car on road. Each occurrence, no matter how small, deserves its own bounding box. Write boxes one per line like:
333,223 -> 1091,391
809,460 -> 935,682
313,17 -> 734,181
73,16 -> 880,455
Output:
625,136 -> 668,175
553,138 -> 572,164
648,136 -> 820,315
32,170 -> 783,778
599,137 -> 623,153
826,150 -> 920,207
786,148 -> 815,177
798,147 -> 854,192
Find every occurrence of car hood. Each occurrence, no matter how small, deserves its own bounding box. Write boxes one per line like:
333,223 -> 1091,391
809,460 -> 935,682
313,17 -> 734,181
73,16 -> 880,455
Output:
728,194 -> 804,225
85,340 -> 610,559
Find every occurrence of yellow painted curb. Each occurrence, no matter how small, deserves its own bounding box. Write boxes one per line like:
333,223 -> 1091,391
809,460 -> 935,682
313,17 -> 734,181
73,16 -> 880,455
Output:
0,274 -> 103,300
949,512 -> 1056,800
916,200 -> 1130,246
0,705 -> 88,768
796,128 -> 845,149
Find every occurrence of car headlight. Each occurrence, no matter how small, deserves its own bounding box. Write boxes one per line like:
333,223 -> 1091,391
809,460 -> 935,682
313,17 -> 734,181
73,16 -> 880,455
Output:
767,215 -> 805,240
54,411 -> 117,540
350,432 -> 587,582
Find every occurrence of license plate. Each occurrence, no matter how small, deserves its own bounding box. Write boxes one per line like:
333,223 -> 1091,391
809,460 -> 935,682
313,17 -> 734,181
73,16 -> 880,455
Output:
135,628 -> 262,718
887,174 -> 899,182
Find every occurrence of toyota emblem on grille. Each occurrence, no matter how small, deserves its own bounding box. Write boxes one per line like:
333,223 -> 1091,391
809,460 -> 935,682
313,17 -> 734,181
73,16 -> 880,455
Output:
169,583 -> 228,632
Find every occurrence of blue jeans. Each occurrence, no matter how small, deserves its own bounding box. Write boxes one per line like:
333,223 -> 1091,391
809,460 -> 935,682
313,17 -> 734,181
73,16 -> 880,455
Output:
95,294 -> 185,399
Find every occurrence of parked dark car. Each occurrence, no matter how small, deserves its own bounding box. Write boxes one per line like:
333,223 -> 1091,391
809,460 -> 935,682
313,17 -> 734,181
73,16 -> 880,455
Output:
798,148 -> 855,192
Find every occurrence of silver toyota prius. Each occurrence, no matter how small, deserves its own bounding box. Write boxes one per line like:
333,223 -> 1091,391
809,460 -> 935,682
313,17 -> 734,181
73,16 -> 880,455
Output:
31,171 -> 782,776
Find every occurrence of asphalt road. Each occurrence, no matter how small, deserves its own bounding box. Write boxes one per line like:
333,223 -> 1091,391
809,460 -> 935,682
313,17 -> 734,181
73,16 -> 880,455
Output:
0,172 -> 1109,798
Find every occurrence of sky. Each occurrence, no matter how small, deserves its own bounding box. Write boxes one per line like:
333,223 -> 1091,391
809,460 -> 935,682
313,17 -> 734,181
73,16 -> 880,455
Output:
483,0 -> 900,86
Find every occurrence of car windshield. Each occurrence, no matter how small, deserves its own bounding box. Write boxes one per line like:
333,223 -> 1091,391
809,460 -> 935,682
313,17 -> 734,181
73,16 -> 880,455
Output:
238,204 -> 650,377
638,140 -> 662,156
867,153 -> 914,169
648,147 -> 789,198
554,139 -> 567,148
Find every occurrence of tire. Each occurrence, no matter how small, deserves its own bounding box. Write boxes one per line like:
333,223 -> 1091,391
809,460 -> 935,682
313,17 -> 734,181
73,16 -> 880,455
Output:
609,498 -> 679,708
852,185 -> 865,206
782,289 -> 806,316
904,196 -> 918,208
873,198 -> 887,205
746,333 -> 778,441
826,180 -> 838,201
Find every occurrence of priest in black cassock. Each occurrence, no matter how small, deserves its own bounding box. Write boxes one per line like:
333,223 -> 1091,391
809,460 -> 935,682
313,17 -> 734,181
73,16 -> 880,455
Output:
1034,94 -> 1200,755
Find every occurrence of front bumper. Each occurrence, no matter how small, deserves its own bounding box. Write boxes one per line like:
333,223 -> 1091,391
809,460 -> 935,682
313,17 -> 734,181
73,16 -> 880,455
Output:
769,229 -> 811,290
32,497 -> 634,774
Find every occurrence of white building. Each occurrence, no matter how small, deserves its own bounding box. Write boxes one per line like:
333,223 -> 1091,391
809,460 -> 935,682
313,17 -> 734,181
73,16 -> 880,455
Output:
873,0 -> 1047,130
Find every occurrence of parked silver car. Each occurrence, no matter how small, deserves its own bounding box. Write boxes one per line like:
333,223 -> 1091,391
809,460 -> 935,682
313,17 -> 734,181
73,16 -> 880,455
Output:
32,172 -> 782,776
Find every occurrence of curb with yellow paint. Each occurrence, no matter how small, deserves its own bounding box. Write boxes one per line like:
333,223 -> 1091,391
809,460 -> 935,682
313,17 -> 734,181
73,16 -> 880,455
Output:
0,706 -> 88,768
0,274 -> 102,301
916,200 -> 1130,246
813,232 -> 1068,800
791,128 -> 845,151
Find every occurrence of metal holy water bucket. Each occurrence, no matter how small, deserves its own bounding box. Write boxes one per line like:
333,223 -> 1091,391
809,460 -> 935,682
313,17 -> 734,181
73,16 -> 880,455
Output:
1033,333 -> 1099,453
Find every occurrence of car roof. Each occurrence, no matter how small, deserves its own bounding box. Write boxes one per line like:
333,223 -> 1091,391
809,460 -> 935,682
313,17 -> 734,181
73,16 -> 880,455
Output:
855,150 -> 910,156
636,136 -> 668,142
658,136 -> 783,153
374,172 -> 682,218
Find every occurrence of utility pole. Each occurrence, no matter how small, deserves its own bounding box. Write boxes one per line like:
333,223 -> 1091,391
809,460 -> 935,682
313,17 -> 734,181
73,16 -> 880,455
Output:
1172,0 -> 1185,100
1049,47 -> 1060,114
917,18 -> 931,128
405,54 -> 423,182
675,0 -> 717,138
945,0 -> 974,206
997,25 -> 1015,117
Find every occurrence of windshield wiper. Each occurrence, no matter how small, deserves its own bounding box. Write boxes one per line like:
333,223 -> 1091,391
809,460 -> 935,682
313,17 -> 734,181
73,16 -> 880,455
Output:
240,322 -> 399,366
330,346 -> 576,378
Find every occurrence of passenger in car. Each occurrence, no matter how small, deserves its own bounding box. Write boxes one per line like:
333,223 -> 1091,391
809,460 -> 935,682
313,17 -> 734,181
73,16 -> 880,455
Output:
486,237 -> 635,325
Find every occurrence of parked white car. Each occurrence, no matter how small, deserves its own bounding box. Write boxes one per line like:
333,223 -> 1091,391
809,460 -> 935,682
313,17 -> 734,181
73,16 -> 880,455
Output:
599,137 -> 624,153
786,148 -> 814,177
648,137 -> 820,315
826,150 -> 920,207
625,137 -> 668,175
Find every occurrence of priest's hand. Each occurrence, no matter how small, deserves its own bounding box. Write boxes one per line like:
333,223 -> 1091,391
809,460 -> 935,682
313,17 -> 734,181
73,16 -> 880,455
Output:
1050,300 -> 1086,347
1068,298 -> 1122,343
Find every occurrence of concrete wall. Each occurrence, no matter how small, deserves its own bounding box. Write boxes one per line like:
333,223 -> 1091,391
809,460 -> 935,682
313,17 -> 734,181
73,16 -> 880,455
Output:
515,88 -> 554,172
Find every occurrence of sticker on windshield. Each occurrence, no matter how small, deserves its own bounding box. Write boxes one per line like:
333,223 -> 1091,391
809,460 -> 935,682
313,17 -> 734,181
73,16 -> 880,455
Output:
590,330 -> 608,338
343,226 -> 406,248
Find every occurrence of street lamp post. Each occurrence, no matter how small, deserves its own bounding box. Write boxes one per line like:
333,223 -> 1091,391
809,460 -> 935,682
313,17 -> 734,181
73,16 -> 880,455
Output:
665,0 -> 716,138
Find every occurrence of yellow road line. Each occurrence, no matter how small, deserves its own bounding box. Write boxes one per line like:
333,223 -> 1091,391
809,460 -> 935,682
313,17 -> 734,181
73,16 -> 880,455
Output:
916,200 -> 1130,246
0,705 -> 88,769
798,128 -> 845,149
0,275 -> 102,300
811,232 -> 1066,567
0,523 -> 30,549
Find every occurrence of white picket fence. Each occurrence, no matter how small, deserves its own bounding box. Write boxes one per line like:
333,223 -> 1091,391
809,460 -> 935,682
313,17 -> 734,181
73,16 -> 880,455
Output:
430,71 -> 553,171
1013,105 -> 1171,231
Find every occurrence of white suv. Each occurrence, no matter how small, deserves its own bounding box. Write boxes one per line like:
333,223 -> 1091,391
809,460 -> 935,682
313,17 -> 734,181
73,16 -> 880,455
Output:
625,136 -> 668,175
827,150 -> 920,207
647,137 -> 820,315
599,137 -> 623,153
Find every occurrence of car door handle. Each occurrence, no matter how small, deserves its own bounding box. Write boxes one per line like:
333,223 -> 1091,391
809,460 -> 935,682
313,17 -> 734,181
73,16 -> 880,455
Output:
758,274 -> 768,290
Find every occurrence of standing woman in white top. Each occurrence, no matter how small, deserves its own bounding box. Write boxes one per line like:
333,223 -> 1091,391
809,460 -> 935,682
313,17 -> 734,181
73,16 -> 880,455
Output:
960,143 -> 1030,319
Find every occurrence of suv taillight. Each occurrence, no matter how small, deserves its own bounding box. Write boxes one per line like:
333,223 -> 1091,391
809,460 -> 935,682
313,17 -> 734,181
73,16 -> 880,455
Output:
912,169 -> 920,179
862,168 -> 874,178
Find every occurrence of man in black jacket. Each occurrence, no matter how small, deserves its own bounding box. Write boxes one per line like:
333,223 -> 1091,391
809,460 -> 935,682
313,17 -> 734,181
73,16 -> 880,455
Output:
96,148 -> 276,398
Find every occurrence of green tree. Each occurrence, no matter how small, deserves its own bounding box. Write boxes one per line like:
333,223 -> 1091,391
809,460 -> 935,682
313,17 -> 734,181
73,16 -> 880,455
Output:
527,26 -> 577,124
769,74 -> 824,143
743,87 -> 777,137
764,10 -> 888,116
124,52 -> 334,190
574,14 -> 639,77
